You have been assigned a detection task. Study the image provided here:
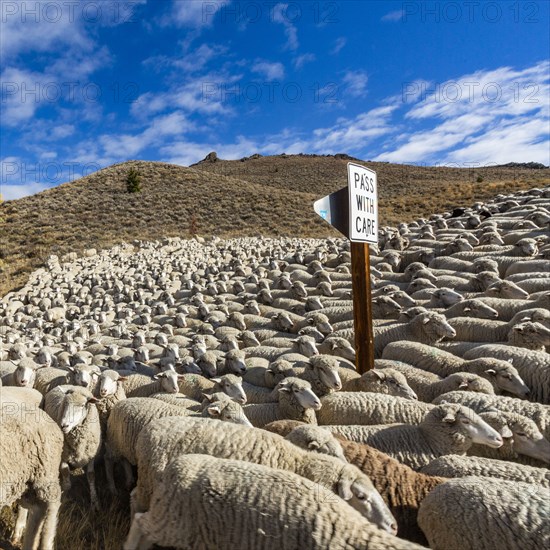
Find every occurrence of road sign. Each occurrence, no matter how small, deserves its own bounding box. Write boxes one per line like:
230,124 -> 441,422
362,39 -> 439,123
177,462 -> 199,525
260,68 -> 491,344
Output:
348,162 -> 378,244
313,186 -> 349,238
313,163 -> 378,374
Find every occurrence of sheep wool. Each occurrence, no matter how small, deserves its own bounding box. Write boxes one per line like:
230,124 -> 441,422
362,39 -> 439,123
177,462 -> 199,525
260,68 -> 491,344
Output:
418,477 -> 550,550
126,454 -> 423,550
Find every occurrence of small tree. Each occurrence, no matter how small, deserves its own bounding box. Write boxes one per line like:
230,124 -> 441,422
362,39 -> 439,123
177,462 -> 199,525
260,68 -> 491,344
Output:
126,168 -> 142,193
188,212 -> 200,236
476,175 -> 484,183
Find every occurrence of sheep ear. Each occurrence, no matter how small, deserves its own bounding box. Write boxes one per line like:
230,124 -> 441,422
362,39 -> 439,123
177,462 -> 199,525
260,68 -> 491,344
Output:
67,366 -> 76,373
507,358 -> 514,365
462,306 -> 471,312
485,369 -> 497,376
207,405 -> 221,417
87,397 -> 99,404
118,376 -> 128,381
202,393 -> 215,402
337,473 -> 354,501
330,342 -> 338,350
371,370 -> 385,381
442,412 -> 456,423
458,382 -> 469,389
211,377 -> 222,384
372,297 -> 380,304
422,316 -> 431,324
501,425 -> 513,439
278,381 -> 292,393
308,441 -> 320,450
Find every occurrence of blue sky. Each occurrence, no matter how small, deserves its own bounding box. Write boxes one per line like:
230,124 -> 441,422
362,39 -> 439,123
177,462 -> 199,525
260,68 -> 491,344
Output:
1,0 -> 549,200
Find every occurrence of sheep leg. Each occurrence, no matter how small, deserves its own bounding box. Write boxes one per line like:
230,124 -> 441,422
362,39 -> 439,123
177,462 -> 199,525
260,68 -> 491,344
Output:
104,453 -> 117,495
22,502 -> 46,550
12,504 -> 29,545
60,462 -> 71,492
123,513 -> 152,550
123,458 -> 135,490
86,460 -> 99,511
38,500 -> 61,550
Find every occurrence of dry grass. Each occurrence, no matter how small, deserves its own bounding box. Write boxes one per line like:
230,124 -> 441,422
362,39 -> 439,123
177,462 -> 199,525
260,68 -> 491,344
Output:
0,470 -> 131,550
1,155 -> 548,297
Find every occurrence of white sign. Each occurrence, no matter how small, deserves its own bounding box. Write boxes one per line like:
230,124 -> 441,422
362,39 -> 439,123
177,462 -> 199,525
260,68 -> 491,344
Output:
348,163 -> 378,244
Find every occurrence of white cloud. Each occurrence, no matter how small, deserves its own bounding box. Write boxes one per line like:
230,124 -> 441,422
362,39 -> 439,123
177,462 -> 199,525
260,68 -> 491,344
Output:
343,70 -> 369,98
170,0 -> 231,28
330,37 -> 347,55
251,61 -> 285,81
2,183 -> 53,201
381,9 -> 404,22
271,3 -> 299,50
293,53 -> 316,70
374,61 -> 550,165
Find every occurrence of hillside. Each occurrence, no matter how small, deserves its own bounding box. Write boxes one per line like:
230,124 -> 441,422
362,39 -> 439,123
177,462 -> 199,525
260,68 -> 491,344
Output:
1,155 -> 548,296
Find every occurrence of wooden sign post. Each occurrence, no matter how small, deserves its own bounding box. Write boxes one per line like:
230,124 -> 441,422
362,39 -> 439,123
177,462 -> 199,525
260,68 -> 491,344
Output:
350,242 -> 375,374
314,163 -> 378,375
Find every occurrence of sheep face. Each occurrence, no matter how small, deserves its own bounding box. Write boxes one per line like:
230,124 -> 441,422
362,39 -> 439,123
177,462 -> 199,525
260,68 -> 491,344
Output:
441,405 -> 503,449
212,375 -> 247,404
58,390 -> 97,434
153,371 -> 181,393
309,359 -> 342,391
367,369 -> 417,400
293,336 -> 318,358
461,299 -> 499,319
511,423 -> 550,464
476,360 -> 530,397
205,400 -> 253,427
485,281 -> 529,300
278,378 -> 321,411
286,425 -> 347,463
432,288 -> 463,307
337,468 -> 397,535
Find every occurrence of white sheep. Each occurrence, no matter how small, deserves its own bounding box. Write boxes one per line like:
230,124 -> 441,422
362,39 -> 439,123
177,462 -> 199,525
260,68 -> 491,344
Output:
43,385 -> 102,509
0,387 -> 64,549
325,403 -> 503,470
417,477 -> 550,550
124,454 -> 420,550
132,416 -> 397,532
242,377 -> 321,427
317,392 -> 434,426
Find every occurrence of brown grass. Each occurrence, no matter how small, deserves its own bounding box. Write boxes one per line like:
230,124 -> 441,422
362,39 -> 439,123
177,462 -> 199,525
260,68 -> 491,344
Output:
0,471 -> 131,550
1,155 -> 548,297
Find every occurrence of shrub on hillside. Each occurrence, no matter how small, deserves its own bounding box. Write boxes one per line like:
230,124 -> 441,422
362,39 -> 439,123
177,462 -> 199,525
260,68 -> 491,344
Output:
126,168 -> 142,193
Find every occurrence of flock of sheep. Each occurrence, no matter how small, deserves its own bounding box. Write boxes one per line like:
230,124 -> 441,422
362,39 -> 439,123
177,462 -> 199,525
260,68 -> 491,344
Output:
1,185 -> 549,550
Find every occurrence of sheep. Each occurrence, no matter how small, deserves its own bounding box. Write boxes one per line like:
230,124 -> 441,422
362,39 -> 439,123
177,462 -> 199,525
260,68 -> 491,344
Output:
291,354 -> 343,396
373,312 -> 456,358
463,344 -> 550,403
341,367 -> 419,400
382,341 -> 530,397
33,366 -> 72,395
446,309 -> 549,342
121,370 -> 183,398
281,423 -> 348,463
0,390 -> 64,550
132,415 -> 397,533
380,363 -> 494,402
317,392 -> 434,426
177,373 -> 246,403
265,419 -> 446,545
43,386 -> 102,509
0,358 -> 41,388
443,298 -> 499,319
316,336 -> 356,361
417,477 -> 550,550
421,455 -> 550,486
123,454 -> 421,550
477,292 -> 550,321
432,391 -> 550,440
507,321 -> 550,351
472,409 -> 550,465
326,403 -> 503,470
93,369 -> 127,433
242,377 -> 321,427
